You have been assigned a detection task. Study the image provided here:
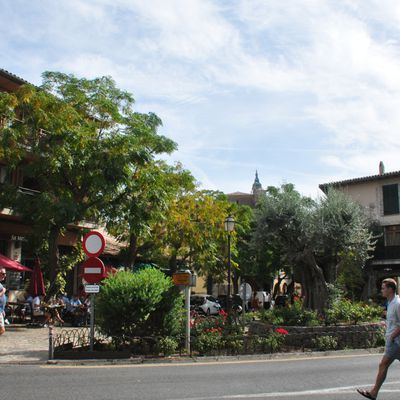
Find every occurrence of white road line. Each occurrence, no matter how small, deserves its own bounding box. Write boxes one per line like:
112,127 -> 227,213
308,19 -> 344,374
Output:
41,353 -> 381,369
166,382 -> 400,400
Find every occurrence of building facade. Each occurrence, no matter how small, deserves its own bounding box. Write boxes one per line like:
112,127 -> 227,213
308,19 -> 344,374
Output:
319,163 -> 400,296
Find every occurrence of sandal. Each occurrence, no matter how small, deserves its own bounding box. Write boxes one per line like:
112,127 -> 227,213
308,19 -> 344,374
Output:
356,389 -> 376,400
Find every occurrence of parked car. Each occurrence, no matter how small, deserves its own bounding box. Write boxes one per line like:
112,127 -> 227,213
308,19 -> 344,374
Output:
217,294 -> 246,313
190,294 -> 221,315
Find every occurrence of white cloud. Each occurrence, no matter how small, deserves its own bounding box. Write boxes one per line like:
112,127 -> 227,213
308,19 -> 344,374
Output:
3,0 -> 400,196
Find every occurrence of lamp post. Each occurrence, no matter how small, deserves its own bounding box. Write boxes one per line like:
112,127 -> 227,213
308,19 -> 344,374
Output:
224,216 -> 235,313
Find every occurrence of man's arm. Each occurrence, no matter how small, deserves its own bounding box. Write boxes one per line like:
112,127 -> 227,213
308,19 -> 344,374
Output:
0,283 -> 4,297
391,304 -> 400,341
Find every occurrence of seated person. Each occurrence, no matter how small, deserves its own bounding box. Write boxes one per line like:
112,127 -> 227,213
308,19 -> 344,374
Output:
32,295 -> 50,327
46,296 -> 64,326
68,294 -> 85,327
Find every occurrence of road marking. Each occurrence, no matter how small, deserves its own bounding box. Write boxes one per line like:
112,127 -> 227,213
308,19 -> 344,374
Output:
166,382 -> 400,399
41,353 -> 381,369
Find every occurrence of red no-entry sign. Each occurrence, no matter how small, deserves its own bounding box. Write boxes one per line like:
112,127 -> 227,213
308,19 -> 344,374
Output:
81,257 -> 105,284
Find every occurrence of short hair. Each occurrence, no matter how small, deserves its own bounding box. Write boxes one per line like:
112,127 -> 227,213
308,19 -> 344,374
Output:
383,278 -> 397,293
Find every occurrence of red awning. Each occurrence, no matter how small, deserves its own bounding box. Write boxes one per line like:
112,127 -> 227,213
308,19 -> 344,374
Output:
0,253 -> 32,272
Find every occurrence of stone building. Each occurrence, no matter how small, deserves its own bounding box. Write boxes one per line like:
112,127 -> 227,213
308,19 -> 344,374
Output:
319,162 -> 400,296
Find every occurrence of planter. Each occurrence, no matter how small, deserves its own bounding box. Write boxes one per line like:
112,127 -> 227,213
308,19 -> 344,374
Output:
249,322 -> 384,350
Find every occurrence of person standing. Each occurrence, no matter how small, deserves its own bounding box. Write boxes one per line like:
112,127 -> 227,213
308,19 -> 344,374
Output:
357,278 -> 400,400
0,268 -> 6,335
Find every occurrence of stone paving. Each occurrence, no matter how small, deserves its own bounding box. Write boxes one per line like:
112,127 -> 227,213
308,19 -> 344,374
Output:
0,324 -> 69,364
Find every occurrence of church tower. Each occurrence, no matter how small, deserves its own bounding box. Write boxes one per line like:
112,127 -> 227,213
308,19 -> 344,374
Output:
252,170 -> 263,195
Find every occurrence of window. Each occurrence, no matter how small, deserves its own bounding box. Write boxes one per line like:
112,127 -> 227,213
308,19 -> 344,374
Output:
383,184 -> 399,215
385,225 -> 400,246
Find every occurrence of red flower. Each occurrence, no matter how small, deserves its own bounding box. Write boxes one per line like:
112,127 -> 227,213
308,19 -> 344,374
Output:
276,328 -> 289,335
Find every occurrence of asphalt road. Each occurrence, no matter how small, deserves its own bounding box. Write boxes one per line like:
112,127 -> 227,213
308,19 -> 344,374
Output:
1,354 -> 400,400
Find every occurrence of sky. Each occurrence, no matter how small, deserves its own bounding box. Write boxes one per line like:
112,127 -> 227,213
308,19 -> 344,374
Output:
1,0 -> 400,198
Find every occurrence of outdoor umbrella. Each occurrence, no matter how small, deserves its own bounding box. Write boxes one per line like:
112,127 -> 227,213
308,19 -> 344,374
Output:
29,258 -> 46,297
0,253 -> 32,272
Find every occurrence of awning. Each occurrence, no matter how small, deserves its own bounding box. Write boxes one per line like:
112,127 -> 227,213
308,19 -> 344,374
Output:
0,253 -> 32,272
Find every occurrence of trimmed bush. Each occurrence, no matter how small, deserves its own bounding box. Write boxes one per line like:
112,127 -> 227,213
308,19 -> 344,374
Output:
325,299 -> 382,325
96,268 -> 183,343
157,336 -> 179,356
259,301 -> 320,326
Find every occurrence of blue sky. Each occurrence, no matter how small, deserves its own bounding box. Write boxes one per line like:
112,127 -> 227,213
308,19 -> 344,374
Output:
2,0 -> 400,198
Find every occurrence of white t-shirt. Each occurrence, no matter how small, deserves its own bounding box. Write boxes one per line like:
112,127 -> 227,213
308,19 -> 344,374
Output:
256,291 -> 267,305
386,295 -> 400,340
32,296 -> 41,307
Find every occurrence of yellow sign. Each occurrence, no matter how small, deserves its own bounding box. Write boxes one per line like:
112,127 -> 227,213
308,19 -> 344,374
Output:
173,273 -> 191,286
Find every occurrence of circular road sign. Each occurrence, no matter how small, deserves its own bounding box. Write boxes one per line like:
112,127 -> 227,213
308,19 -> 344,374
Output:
239,283 -> 252,301
81,257 -> 105,284
83,231 -> 105,257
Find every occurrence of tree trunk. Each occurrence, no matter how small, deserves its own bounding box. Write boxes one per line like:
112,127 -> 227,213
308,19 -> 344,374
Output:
206,275 -> 213,294
299,250 -> 328,313
47,225 -> 60,297
169,253 -> 178,274
126,233 -> 138,270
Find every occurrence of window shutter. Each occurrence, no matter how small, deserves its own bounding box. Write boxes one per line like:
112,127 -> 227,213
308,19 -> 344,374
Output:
383,184 -> 399,215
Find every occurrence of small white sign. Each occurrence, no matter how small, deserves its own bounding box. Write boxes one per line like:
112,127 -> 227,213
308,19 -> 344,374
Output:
84,284 -> 100,293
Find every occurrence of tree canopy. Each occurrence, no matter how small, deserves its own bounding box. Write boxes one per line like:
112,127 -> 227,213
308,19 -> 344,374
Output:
0,72 -> 175,291
252,184 -> 375,311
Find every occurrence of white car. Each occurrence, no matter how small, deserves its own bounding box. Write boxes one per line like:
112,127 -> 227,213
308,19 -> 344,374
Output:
190,294 -> 221,315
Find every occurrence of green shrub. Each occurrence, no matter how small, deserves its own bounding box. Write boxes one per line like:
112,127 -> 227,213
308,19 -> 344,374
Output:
157,336 -> 179,356
195,331 -> 224,355
96,269 -> 183,343
312,335 -> 338,351
325,299 -> 382,325
259,301 -> 319,326
262,331 -> 286,352
224,335 -> 244,354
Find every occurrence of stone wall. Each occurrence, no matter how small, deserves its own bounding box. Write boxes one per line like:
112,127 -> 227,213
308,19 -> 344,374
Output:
249,322 -> 384,349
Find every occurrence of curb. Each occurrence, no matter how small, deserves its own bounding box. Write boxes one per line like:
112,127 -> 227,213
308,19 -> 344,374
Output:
1,347 -> 384,367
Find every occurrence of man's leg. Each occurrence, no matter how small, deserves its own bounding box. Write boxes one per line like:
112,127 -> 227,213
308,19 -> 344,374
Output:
0,313 -> 5,335
369,355 -> 394,398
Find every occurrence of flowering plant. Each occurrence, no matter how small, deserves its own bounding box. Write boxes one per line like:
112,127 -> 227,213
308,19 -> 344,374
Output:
275,328 -> 289,335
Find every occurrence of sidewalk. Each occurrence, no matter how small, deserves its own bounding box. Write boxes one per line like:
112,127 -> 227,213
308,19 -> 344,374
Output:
0,324 -> 65,364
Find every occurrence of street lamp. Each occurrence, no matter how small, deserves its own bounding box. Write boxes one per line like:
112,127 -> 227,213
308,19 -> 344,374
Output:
224,216 -> 235,313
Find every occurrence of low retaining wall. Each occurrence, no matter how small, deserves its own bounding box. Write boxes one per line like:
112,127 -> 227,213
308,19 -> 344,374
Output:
249,322 -> 384,349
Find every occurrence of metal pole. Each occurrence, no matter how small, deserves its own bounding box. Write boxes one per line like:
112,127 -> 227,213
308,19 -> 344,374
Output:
185,285 -> 191,354
227,233 -> 231,313
242,280 -> 246,326
90,293 -> 95,352
48,325 -> 54,360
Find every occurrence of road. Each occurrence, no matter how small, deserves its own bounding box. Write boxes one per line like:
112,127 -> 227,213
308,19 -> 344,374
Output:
1,354 -> 400,399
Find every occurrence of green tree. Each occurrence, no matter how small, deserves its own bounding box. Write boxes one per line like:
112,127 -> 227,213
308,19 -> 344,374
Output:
152,190 -> 234,284
0,72 -> 175,293
253,185 -> 375,311
104,160 -> 195,269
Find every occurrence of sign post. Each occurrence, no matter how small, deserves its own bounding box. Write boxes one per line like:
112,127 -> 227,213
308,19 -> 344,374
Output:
173,270 -> 194,354
82,231 -> 106,352
239,282 -> 252,326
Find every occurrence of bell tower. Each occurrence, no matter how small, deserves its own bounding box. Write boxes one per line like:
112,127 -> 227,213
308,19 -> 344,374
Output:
252,170 -> 263,195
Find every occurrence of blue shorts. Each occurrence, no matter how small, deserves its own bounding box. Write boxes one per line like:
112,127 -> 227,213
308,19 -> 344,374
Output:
385,339 -> 400,360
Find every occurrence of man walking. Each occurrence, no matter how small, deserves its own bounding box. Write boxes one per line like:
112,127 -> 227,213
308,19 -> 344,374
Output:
0,268 -> 6,335
357,278 -> 400,399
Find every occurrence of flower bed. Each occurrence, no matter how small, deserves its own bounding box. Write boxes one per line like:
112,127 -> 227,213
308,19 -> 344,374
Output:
249,322 -> 385,350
